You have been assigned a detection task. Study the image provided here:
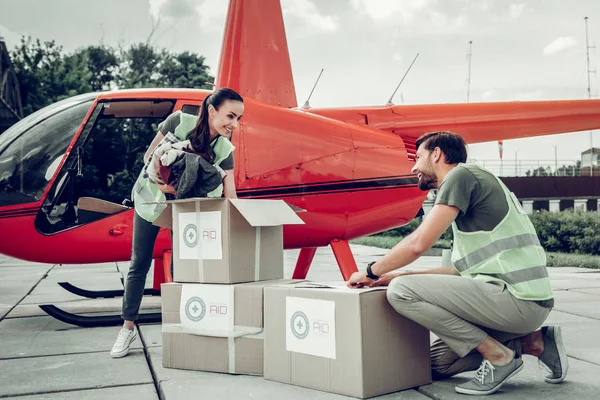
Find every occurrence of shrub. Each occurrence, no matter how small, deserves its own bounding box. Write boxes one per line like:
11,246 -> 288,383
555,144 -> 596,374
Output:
379,210 -> 600,256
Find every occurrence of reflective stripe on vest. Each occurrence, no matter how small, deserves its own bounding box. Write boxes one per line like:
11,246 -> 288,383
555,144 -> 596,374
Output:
453,233 -> 541,272
488,265 -> 549,285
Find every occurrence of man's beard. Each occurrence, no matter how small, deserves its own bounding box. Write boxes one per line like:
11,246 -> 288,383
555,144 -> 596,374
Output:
418,171 -> 437,191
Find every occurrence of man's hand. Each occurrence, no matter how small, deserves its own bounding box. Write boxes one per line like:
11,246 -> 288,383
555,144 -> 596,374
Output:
346,271 -> 374,288
369,271 -> 412,287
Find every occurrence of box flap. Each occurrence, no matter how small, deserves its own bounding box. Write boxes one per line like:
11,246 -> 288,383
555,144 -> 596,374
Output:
229,199 -> 305,227
281,281 -> 386,294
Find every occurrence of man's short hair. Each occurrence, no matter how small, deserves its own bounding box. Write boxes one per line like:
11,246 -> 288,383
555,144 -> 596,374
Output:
415,131 -> 468,164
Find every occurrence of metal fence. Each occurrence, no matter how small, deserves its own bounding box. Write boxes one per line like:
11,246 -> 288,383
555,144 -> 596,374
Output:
468,159 -> 583,177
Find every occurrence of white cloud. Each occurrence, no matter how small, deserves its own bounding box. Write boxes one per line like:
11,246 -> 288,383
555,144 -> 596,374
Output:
543,36 -> 577,55
282,0 -> 339,33
515,90 -> 544,101
509,3 -> 525,20
481,90 -> 495,100
194,0 -> 227,28
392,53 -> 402,61
352,0 -> 433,22
430,11 -> 467,32
0,23 -> 23,49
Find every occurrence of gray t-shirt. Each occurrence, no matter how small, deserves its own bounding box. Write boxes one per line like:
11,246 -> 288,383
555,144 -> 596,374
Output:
158,112 -> 235,170
435,164 -> 508,232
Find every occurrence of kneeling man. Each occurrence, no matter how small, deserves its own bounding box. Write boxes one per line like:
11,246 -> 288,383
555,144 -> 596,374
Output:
348,131 -> 567,396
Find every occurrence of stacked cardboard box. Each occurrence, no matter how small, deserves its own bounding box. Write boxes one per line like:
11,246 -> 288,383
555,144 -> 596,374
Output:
263,283 -> 432,398
153,198 -> 305,375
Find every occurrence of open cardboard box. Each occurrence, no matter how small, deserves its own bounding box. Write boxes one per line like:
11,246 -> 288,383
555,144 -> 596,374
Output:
152,198 -> 304,284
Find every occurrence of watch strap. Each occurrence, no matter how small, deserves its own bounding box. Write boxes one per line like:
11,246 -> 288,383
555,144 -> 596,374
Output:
366,262 -> 380,280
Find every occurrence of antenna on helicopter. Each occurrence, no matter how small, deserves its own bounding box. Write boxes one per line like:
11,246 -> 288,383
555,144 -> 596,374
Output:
302,68 -> 324,109
386,53 -> 419,106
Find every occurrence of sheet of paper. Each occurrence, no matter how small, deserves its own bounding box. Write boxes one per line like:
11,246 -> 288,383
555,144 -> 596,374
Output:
178,211 -> 222,260
286,296 -> 336,359
179,284 -> 234,334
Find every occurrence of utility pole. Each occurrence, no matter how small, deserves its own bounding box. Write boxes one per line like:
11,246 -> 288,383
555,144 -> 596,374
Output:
466,41 -> 473,102
585,17 -> 596,176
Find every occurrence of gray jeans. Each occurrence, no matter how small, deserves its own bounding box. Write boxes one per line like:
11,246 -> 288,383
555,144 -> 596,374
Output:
121,211 -> 160,321
386,274 -> 550,379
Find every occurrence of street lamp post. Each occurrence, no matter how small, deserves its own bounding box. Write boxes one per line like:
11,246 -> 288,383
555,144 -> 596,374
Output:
550,144 -> 558,175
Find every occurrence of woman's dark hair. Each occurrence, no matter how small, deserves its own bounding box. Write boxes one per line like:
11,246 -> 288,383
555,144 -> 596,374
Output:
188,87 -> 243,161
415,131 -> 468,164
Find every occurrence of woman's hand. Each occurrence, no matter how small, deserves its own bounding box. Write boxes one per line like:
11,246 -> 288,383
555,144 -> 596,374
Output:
157,183 -> 176,195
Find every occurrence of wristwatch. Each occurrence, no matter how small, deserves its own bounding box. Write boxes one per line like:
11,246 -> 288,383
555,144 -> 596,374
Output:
366,261 -> 380,280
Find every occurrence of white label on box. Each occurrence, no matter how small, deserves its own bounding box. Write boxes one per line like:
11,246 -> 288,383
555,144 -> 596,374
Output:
286,296 -> 336,359
178,211 -> 222,260
180,284 -> 234,334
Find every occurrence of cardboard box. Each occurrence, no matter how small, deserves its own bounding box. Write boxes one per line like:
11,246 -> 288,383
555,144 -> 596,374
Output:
161,280 -> 305,375
162,325 -> 264,375
153,198 -> 304,284
263,283 -> 431,399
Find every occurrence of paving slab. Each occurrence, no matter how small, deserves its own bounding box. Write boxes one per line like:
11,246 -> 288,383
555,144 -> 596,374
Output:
552,291 -> 600,320
139,323 -> 162,348
1,384 -> 158,400
547,267 -> 600,275
0,316 -> 143,359
552,290 -> 600,303
35,272 -> 124,287
569,287 -> 600,296
161,377 -> 429,400
148,347 -> 427,399
0,305 -> 11,319
418,356 -> 599,400
550,279 -> 600,291
0,351 -> 153,398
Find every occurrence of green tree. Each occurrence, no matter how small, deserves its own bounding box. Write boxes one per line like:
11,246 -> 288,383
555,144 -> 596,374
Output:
11,37 -> 214,117
10,37 -> 66,115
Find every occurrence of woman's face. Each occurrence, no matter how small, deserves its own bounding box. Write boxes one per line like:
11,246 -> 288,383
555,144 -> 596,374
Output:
208,100 -> 244,138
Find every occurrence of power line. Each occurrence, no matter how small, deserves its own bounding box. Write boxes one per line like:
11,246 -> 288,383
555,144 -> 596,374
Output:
585,17 -> 596,176
466,41 -> 473,103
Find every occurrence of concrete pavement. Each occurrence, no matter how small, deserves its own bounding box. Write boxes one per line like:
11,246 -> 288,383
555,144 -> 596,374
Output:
1,246 -> 599,399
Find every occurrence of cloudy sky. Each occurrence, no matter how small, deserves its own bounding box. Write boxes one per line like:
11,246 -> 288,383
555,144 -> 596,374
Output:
1,0 -> 599,172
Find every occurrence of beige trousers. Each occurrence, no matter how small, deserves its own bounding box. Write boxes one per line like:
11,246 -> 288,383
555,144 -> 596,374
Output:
386,274 -> 550,379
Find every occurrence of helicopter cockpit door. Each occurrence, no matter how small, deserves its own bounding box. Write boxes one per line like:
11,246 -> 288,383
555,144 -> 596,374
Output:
36,99 -> 175,236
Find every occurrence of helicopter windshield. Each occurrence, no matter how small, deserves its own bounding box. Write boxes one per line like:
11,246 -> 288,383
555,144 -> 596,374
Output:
0,93 -> 97,207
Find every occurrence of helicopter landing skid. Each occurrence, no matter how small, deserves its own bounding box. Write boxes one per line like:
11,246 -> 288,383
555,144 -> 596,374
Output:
57,281 -> 160,299
38,304 -> 161,327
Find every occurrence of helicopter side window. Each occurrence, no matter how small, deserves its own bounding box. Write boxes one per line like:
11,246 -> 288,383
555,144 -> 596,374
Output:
0,97 -> 95,207
36,99 -> 175,234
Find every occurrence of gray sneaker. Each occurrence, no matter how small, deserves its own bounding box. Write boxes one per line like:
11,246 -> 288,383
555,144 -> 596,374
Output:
539,325 -> 568,383
455,353 -> 524,396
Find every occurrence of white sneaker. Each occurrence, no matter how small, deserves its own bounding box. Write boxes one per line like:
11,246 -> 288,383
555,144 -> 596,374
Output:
110,328 -> 137,358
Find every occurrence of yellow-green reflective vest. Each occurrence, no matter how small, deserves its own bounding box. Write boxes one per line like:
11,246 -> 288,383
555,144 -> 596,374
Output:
450,166 -> 553,301
133,111 -> 235,223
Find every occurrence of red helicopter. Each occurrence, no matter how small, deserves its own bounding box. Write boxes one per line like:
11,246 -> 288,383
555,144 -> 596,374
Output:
1,0 -> 600,326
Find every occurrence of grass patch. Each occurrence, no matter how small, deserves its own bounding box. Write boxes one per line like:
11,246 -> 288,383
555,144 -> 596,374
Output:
546,252 -> 600,269
351,236 -> 451,250
352,237 -> 600,269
